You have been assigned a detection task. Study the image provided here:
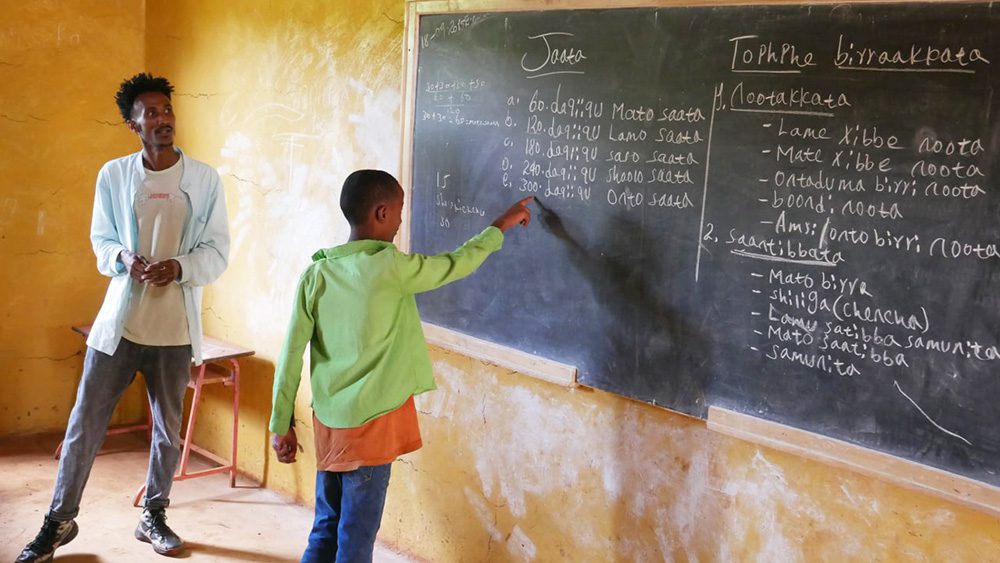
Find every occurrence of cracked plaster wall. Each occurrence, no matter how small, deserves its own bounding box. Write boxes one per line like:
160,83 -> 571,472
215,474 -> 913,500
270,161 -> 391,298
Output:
0,1 -> 146,434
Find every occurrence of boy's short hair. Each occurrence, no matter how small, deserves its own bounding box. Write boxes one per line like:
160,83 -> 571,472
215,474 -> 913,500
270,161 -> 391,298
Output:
340,170 -> 401,226
115,73 -> 174,122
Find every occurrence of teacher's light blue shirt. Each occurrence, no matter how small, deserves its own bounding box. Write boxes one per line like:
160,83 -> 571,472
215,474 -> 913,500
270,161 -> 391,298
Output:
87,149 -> 230,364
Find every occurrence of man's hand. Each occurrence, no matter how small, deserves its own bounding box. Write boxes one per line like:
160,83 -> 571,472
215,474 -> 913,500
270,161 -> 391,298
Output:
141,259 -> 182,287
271,429 -> 298,464
120,250 -> 149,282
490,196 -> 535,232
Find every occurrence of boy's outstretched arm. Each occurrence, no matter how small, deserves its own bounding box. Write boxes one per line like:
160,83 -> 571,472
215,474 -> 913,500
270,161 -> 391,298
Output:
394,196 -> 535,295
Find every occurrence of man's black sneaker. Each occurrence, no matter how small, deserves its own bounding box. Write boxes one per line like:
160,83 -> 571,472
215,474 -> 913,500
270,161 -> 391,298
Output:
15,516 -> 79,563
134,508 -> 184,556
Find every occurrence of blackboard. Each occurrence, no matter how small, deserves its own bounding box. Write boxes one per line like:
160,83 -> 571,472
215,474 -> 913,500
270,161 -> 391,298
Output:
407,3 -> 1000,489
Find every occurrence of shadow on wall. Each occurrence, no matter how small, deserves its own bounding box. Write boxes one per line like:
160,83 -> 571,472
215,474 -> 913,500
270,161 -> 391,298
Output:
536,200 -> 712,414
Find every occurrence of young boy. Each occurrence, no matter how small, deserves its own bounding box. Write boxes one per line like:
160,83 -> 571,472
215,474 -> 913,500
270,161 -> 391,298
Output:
269,169 -> 532,562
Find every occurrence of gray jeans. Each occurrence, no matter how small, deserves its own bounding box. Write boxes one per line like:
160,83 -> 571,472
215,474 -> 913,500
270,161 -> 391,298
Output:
49,338 -> 191,521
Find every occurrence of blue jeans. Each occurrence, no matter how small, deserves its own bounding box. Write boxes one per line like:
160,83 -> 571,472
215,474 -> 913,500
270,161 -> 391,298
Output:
49,340 -> 191,521
301,464 -> 392,563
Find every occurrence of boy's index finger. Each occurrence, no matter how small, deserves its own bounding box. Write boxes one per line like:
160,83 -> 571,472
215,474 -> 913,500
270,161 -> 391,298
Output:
518,195 -> 535,206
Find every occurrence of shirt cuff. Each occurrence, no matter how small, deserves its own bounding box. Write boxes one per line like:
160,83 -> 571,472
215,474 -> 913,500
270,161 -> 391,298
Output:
478,225 -> 505,251
173,254 -> 190,283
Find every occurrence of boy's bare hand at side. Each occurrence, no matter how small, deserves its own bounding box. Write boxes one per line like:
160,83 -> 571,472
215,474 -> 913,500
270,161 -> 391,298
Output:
491,196 -> 535,232
271,429 -> 298,463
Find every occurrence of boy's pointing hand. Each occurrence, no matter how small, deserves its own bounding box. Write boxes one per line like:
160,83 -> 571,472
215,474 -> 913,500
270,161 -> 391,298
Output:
490,196 -> 535,232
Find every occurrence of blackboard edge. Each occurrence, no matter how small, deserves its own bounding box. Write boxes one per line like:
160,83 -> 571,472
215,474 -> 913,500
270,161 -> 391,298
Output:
707,406 -> 1000,518
423,322 -> 579,387
403,0 -> 927,15
403,0 -> 1000,510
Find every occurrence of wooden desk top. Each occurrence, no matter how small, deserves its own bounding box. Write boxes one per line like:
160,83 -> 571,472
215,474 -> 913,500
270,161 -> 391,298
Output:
72,325 -> 255,363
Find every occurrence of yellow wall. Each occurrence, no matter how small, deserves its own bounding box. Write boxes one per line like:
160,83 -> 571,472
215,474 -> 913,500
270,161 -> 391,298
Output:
5,0 -> 1000,560
391,353 -> 1000,561
0,1 -> 146,434
143,0 -> 406,498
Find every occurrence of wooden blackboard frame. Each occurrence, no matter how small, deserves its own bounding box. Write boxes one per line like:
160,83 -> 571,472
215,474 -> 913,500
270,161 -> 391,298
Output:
400,0 -> 1000,516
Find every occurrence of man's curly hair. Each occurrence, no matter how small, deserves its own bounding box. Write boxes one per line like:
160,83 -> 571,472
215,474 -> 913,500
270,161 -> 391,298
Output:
114,73 -> 174,122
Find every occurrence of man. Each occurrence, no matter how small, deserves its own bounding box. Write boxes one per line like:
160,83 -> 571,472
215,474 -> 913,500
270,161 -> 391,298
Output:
17,73 -> 230,562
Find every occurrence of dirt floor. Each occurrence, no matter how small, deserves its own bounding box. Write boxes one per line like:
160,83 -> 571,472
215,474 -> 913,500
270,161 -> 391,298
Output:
0,433 -> 417,562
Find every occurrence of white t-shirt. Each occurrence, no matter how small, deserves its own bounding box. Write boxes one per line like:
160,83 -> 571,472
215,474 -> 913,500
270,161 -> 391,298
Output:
123,158 -> 190,346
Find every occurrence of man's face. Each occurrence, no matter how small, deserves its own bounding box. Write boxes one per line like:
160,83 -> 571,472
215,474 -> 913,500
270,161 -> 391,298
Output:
128,91 -> 175,148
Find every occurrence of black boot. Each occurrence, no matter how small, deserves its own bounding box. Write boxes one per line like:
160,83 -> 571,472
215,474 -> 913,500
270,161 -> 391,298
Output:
16,516 -> 79,562
134,507 -> 184,556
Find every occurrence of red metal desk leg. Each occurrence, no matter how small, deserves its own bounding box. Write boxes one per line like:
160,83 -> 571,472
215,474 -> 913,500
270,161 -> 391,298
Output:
228,358 -> 240,488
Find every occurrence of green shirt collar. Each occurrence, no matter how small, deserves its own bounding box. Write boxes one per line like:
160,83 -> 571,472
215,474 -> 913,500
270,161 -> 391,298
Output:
312,239 -> 395,262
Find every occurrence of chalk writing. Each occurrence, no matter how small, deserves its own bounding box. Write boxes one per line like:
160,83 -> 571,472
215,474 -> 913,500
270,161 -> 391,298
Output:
521,32 -> 587,79
411,5 -> 1000,488
835,35 -> 991,73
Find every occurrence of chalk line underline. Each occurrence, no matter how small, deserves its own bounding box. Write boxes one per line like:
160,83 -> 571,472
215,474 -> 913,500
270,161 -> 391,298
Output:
894,380 -> 972,445
730,249 -> 837,268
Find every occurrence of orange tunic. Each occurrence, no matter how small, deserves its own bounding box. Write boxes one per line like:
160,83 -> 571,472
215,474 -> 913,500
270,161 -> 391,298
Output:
313,396 -> 422,472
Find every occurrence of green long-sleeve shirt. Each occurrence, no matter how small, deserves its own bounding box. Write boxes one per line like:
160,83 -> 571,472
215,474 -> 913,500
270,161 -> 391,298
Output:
269,226 -> 504,435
